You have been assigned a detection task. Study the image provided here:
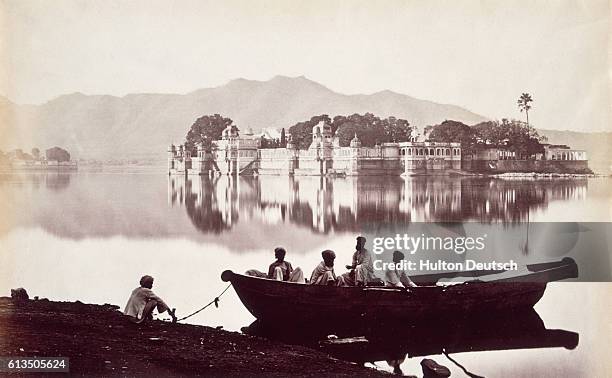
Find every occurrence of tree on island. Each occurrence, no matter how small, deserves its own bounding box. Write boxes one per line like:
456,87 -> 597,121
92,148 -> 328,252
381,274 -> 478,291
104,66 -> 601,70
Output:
497,118 -> 546,158
288,113 -> 412,149
185,114 -> 234,152
280,128 -> 287,148
334,113 -> 412,147
427,120 -> 480,154
31,148 -> 41,160
517,93 -> 533,125
46,147 -> 71,162
472,121 -> 504,146
333,118 -> 362,147
474,119 -> 547,158
383,116 -> 412,143
287,114 -> 332,149
333,114 -> 379,147
428,119 -> 547,158
11,149 -> 33,161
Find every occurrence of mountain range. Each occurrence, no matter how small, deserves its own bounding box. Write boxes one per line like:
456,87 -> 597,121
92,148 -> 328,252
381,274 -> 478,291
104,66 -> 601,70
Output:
0,75 -> 609,172
0,76 -> 488,159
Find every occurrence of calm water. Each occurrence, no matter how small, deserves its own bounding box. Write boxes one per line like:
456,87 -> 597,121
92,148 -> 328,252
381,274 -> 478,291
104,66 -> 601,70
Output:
0,171 -> 610,377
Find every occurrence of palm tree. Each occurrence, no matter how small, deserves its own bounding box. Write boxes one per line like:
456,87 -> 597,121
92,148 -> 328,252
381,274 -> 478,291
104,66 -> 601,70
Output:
517,93 -> 533,125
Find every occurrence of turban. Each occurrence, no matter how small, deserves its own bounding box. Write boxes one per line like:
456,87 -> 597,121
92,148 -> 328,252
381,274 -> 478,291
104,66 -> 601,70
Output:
321,250 -> 336,259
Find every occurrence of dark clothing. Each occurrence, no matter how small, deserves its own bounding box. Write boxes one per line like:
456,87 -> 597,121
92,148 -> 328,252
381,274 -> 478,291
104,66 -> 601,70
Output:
268,261 -> 294,281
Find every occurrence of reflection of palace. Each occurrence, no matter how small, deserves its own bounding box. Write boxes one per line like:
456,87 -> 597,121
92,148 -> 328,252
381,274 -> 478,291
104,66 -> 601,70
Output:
168,175 -> 588,234
402,178 -> 587,223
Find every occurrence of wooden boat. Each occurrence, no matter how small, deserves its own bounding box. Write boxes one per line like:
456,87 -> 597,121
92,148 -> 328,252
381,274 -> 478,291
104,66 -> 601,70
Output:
221,257 -> 577,327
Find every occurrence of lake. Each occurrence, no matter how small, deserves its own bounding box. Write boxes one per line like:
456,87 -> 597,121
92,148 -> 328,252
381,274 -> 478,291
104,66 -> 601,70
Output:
0,171 -> 610,377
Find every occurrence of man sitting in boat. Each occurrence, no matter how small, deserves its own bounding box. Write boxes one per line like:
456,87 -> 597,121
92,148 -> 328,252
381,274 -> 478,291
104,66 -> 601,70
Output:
310,250 -> 341,285
385,251 -> 418,288
124,275 -> 176,323
339,236 -> 374,286
245,247 -> 305,283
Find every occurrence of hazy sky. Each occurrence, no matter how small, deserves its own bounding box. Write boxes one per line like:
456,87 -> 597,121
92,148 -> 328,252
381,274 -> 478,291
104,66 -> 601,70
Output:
1,0 -> 610,131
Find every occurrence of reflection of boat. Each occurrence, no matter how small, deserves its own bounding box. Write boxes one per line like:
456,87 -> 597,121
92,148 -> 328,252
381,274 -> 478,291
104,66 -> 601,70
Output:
319,309 -> 578,364
221,258 -> 577,327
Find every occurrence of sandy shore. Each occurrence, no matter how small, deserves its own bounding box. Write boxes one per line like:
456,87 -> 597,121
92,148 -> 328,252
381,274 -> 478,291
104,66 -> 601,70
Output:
0,297 -> 388,376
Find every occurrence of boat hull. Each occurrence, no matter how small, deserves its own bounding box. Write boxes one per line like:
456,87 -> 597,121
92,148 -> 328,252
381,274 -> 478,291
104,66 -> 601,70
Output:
222,272 -> 547,326
222,258 -> 577,328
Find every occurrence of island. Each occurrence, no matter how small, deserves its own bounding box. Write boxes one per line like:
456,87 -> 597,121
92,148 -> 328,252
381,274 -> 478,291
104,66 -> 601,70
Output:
168,114 -> 591,176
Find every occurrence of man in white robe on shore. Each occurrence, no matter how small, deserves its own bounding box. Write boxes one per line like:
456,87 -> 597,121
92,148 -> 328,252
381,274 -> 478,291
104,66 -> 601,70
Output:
124,275 -> 176,323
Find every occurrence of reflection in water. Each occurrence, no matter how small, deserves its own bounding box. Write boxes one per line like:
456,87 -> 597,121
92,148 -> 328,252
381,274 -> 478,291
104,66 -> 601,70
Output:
169,175 -> 588,234
0,172 -> 596,247
170,175 -> 234,234
249,309 -> 578,376
325,309 -> 577,361
0,172 -> 72,191
45,173 -> 71,191
0,173 -> 608,377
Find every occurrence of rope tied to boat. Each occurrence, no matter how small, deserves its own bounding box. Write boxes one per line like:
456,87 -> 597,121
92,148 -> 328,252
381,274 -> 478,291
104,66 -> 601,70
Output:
176,283 -> 232,322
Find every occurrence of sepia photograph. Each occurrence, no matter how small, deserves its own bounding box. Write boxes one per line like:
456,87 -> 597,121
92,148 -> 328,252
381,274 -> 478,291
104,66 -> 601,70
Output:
0,1 -> 610,376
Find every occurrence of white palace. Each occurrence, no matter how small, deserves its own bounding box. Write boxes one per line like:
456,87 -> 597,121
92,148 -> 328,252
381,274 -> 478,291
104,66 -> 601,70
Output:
168,121 -> 461,176
169,120 -> 588,176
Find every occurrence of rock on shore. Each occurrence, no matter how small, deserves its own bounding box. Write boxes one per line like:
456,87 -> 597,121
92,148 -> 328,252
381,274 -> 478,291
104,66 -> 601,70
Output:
0,297 -> 388,376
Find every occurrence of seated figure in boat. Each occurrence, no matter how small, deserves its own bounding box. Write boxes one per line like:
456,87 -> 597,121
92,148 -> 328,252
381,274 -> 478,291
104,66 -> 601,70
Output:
385,251 -> 418,288
124,275 -> 177,323
246,247 -> 305,283
310,250 -> 342,285
339,236 -> 374,286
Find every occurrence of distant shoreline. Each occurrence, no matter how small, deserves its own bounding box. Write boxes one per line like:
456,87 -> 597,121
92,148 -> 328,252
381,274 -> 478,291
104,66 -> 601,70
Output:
1,164 -> 608,178
1,162 -> 77,172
